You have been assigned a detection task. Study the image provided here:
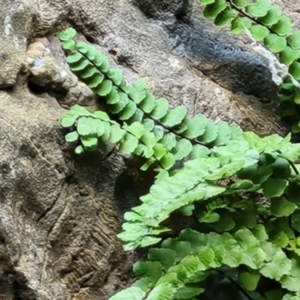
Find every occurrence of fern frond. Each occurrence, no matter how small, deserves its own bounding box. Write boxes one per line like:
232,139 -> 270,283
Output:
58,29 -> 247,168
199,0 -> 300,132
112,227 -> 298,299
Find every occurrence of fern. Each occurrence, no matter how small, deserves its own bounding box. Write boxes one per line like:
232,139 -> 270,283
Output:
57,26 -> 300,300
111,227 -> 300,300
58,28 -> 246,171
199,0 -> 300,133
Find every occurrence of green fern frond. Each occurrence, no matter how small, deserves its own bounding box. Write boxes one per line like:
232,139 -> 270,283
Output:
199,0 -> 300,132
58,30 -> 247,168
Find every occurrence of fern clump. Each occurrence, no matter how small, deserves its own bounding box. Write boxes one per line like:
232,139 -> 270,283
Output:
58,25 -> 300,300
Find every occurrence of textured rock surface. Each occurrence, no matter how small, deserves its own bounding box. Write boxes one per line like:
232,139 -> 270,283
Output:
0,0 -> 298,299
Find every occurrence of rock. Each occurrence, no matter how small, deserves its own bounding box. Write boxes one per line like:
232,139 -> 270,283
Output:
0,0 -> 295,299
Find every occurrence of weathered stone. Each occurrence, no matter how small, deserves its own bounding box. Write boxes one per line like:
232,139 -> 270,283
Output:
0,0 -> 298,299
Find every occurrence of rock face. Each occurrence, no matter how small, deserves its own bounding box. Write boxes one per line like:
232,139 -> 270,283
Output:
0,0 -> 297,299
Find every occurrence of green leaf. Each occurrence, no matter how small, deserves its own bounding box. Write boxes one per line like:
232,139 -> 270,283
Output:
119,134 -> 139,154
264,34 -> 287,53
230,179 -> 254,190
172,139 -> 193,160
146,283 -> 173,300
66,52 -> 83,64
109,286 -> 146,300
231,16 -> 252,34
153,125 -> 165,140
61,112 -> 79,128
109,92 -> 129,114
129,80 -> 147,104
140,157 -> 156,171
160,133 -> 177,151
87,73 -> 105,89
153,144 -> 168,160
246,0 -> 272,18
132,277 -> 154,293
189,145 -> 211,159
76,42 -> 98,60
160,153 -> 176,170
199,0 -> 215,4
109,124 -> 126,143
292,216 -> 300,236
262,178 -> 288,198
236,163 -> 258,179
161,106 -> 187,128
93,53 -> 108,69
140,92 -> 156,113
126,122 -> 146,139
77,117 -> 94,136
135,144 -> 154,158
107,87 -> 120,104
250,24 -> 270,41
129,108 -> 144,123
258,4 -> 282,26
271,197 -> 297,217
282,293 -> 300,300
64,106 -> 89,120
212,211 -> 236,232
92,110 -> 110,121
174,286 -> 204,299
148,248 -> 176,270
107,68 -> 123,86
119,101 -> 137,120
214,7 -> 238,27
214,121 -> 232,146
183,115 -> 208,139
70,59 -> 91,72
151,98 -> 169,120
271,157 -> 292,179
279,46 -> 300,66
80,136 -> 98,150
99,60 -> 110,73
282,277 -> 300,293
198,211 -> 220,223
96,80 -> 113,96
180,204 -> 195,216
289,61 -> 300,80
198,119 -> 218,143
258,153 -> 276,166
139,120 -> 154,134
61,39 -> 76,50
141,131 -> 158,148
74,145 -> 84,154
239,271 -> 260,291
272,16 -> 292,36
234,228 -> 266,269
288,30 -> 300,50
134,261 -> 163,281
285,182 -> 300,205
203,0 -> 227,19
162,239 -> 192,262
80,66 -> 98,79
65,131 -> 79,142
259,246 -> 291,280
57,27 -> 77,41
232,0 -> 249,8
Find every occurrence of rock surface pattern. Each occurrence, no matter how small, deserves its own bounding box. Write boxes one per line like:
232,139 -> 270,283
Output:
0,0 -> 299,299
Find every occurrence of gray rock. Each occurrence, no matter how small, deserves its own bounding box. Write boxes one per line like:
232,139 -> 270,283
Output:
0,0 -> 295,299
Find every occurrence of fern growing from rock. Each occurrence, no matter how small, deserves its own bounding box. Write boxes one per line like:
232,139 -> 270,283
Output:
199,0 -> 300,133
58,19 -> 300,300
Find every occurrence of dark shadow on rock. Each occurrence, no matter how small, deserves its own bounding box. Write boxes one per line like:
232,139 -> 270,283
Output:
133,0 -> 278,102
